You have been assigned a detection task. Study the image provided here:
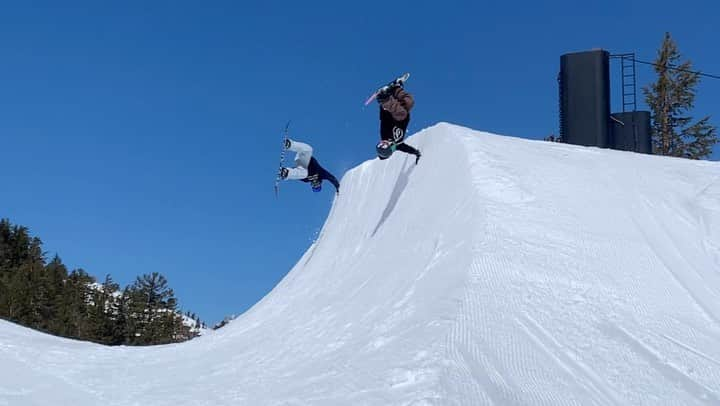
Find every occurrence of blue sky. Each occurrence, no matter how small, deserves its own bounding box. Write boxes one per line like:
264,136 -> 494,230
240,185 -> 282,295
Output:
1,1 -> 718,324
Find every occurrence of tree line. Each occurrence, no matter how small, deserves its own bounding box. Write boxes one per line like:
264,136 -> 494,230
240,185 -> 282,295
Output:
0,218 -> 204,345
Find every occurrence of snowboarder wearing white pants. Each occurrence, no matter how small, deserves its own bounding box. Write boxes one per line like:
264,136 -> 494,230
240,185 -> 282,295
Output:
278,139 -> 340,194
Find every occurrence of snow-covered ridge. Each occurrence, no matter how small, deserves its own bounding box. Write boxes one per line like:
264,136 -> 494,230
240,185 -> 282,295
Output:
1,122 -> 719,405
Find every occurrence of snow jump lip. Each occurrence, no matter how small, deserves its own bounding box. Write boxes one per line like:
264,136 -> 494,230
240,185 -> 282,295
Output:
2,122 -> 720,405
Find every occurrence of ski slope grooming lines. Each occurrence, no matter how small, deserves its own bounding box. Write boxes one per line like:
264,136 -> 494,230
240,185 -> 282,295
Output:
1,123 -> 720,405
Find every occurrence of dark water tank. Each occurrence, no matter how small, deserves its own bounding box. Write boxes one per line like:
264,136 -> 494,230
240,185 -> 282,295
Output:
559,50 -> 611,148
611,111 -> 652,154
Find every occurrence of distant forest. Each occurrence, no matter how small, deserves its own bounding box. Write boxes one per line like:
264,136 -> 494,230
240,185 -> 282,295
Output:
0,218 -> 205,345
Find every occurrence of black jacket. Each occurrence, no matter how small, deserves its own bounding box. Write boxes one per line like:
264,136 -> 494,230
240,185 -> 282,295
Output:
380,108 -> 411,143
379,87 -> 414,143
301,157 -> 340,192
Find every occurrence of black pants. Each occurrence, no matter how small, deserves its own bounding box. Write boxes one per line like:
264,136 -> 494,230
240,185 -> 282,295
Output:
396,142 -> 419,155
380,111 -> 419,156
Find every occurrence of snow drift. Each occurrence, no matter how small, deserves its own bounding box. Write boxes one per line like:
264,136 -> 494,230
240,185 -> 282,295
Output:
1,123 -> 720,405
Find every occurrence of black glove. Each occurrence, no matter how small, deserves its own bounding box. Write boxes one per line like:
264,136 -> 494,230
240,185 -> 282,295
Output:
278,167 -> 289,180
376,85 -> 392,104
283,138 -> 291,150
389,77 -> 405,89
377,85 -> 401,103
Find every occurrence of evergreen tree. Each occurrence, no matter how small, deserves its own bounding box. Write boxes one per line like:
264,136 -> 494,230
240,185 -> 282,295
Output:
85,274 -> 121,344
0,218 -> 201,346
643,32 -> 718,159
5,262 -> 34,323
124,272 -> 191,345
0,223 -> 45,326
43,256 -> 70,334
114,287 -> 131,344
57,269 -> 95,338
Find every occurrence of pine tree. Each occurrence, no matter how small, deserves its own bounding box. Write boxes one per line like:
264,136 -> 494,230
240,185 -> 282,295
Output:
103,275 -> 126,344
643,32 -> 718,159
85,274 -> 121,344
0,224 -> 46,326
32,255 -> 70,332
0,218 -> 201,346
43,256 -> 70,334
116,287 -> 132,344
6,262 -> 34,323
58,269 -> 95,338
124,272 -> 189,345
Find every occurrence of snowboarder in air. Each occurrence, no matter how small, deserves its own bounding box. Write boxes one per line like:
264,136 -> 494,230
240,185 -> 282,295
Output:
278,139 -> 340,194
375,79 -> 421,163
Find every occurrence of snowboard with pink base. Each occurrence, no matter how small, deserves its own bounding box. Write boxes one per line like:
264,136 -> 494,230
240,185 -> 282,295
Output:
364,72 -> 410,106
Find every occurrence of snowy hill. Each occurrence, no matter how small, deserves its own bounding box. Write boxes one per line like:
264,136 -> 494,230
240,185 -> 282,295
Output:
2,122 -> 720,405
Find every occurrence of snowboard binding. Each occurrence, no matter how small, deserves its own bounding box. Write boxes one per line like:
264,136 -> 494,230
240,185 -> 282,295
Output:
376,140 -> 396,160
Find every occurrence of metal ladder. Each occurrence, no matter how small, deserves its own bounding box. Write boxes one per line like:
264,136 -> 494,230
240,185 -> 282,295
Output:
616,53 -> 637,112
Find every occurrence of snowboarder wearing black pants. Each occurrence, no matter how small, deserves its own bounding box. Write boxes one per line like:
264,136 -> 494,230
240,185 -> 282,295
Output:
278,139 -> 340,194
376,82 -> 421,163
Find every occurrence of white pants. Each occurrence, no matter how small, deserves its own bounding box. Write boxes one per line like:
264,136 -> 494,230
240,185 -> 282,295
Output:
286,139 -> 313,180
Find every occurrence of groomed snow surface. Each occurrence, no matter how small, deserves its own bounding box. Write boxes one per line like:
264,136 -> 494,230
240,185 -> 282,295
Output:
2,123 -> 720,405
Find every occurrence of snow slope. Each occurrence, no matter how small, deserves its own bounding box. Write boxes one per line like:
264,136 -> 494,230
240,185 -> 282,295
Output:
2,122 -> 720,405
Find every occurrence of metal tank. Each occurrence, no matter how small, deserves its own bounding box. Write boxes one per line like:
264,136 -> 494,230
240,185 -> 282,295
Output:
559,49 -> 611,148
610,111 -> 652,154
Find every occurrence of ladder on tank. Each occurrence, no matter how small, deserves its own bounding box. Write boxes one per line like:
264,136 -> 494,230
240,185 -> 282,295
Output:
612,53 -> 638,112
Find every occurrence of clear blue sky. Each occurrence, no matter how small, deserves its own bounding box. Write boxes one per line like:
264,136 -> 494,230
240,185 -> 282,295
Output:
1,1 -> 718,324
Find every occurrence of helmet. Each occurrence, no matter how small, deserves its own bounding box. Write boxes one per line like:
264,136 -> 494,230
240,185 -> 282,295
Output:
376,140 -> 395,160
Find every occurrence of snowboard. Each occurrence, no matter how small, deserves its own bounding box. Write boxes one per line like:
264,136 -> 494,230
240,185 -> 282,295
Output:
364,72 -> 410,106
274,121 -> 291,198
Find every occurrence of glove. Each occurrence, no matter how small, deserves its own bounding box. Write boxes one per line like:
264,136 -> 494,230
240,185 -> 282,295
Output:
283,138 -> 291,150
376,85 -> 392,104
389,77 -> 405,89
376,76 -> 404,104
278,167 -> 289,180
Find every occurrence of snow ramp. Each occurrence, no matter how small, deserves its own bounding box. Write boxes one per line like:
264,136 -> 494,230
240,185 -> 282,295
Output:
1,122 -> 720,405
